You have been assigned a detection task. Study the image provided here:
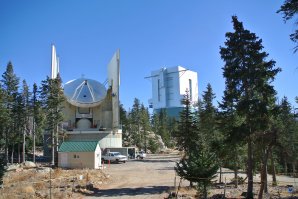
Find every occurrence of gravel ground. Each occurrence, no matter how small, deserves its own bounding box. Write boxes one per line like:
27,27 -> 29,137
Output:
85,153 -> 298,199
85,153 -> 181,199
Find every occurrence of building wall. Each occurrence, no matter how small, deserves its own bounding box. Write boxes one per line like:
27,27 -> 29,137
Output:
58,144 -> 101,169
178,67 -> 198,105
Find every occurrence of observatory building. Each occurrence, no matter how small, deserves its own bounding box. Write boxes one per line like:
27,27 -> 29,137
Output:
44,46 -> 122,167
59,47 -> 122,148
148,66 -> 198,118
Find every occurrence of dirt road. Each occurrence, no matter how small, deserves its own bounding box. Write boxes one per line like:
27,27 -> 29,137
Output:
85,154 -> 180,199
84,154 -> 298,199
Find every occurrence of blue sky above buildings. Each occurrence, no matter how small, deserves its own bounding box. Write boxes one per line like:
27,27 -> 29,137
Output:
0,1 -> 297,110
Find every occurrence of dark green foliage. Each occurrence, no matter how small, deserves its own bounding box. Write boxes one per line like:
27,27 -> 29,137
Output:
120,104 -> 130,146
175,90 -> 218,198
220,16 -> 281,198
198,84 -> 222,152
278,0 -> 298,52
175,146 -> 218,198
151,109 -> 175,148
175,90 -> 198,154
140,104 -> 151,152
31,83 -> 45,146
40,74 -> 65,165
147,137 -> 159,154
125,98 -> 151,150
1,62 -> 20,163
274,97 -> 298,173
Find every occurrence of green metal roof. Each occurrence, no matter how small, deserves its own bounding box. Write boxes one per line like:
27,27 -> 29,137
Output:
58,141 -> 99,152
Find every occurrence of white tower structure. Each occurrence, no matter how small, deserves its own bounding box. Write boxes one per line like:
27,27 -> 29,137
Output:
148,66 -> 198,118
51,45 -> 59,79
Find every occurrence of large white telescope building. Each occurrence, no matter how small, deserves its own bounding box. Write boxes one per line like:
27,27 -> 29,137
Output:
148,66 -> 198,118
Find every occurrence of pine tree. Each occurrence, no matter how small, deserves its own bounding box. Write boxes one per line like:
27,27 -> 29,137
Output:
199,84 -> 226,183
128,98 -> 142,147
220,16 -> 281,198
175,146 -> 218,199
199,84 -> 222,151
140,104 -> 151,152
1,62 -> 20,163
175,90 -> 198,154
175,90 -> 218,197
151,110 -> 172,147
278,0 -> 298,52
40,75 -> 64,165
21,80 -> 31,162
28,83 -> 45,163
120,103 -> 130,146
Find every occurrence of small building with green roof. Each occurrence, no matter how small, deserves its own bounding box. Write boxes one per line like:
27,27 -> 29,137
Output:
58,141 -> 101,169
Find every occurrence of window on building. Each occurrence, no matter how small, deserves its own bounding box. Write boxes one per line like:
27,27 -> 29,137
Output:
189,79 -> 192,100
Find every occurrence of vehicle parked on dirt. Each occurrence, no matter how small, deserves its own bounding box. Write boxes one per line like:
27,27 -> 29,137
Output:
136,151 -> 146,159
102,152 -> 128,163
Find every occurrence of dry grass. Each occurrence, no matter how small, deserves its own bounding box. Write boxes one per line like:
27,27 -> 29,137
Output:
5,172 -> 32,184
1,167 -> 109,199
33,181 -> 46,190
22,185 -> 35,194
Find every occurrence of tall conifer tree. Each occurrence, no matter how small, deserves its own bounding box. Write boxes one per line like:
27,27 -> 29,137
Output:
220,16 -> 281,198
1,62 -> 20,163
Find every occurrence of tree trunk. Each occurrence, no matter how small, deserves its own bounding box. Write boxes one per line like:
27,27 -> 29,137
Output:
234,167 -> 238,188
51,129 -> 55,166
55,124 -> 59,166
219,166 -> 222,183
264,163 -> 268,194
11,145 -> 14,164
5,130 -> 8,164
247,136 -> 254,199
270,149 -> 277,186
203,183 -> 207,199
292,162 -> 296,176
33,122 -> 35,163
18,143 -> 20,163
284,160 -> 288,175
22,129 -> 26,163
258,147 -> 270,199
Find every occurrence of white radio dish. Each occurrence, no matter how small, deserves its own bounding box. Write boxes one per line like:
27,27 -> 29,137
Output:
63,78 -> 107,108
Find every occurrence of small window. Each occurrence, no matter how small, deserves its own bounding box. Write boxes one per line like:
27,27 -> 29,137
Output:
97,154 -> 100,157
73,154 -> 76,158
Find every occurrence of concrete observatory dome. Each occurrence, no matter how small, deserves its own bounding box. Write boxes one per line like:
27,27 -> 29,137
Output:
63,78 -> 107,108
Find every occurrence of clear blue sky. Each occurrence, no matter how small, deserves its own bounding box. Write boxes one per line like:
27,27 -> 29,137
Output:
0,1 -> 297,110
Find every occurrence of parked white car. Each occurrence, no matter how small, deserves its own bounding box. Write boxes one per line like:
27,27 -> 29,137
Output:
102,152 -> 128,163
136,151 -> 146,159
